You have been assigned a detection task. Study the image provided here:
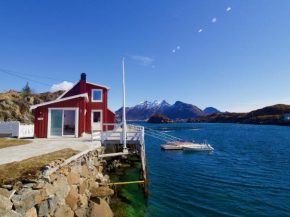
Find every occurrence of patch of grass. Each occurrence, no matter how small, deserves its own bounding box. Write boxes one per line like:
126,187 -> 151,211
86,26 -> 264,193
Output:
0,138 -> 32,149
0,148 -> 79,186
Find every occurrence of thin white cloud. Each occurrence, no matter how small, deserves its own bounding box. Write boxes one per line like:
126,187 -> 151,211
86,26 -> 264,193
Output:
129,55 -> 154,66
50,81 -> 74,92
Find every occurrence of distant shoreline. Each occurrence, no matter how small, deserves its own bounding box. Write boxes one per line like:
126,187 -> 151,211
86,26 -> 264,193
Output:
126,120 -> 290,127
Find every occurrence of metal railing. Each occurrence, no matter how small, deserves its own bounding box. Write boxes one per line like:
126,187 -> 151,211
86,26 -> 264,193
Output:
91,123 -> 145,144
130,124 -> 182,143
91,123 -> 147,181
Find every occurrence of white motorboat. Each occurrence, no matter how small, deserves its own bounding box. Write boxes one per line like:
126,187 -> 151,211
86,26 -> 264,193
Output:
182,142 -> 214,151
161,140 -> 214,151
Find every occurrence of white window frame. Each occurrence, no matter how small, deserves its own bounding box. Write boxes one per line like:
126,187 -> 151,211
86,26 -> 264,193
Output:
91,89 -> 103,102
47,108 -> 79,138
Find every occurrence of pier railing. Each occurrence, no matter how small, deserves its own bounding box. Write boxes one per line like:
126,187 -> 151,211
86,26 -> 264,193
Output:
91,123 -> 147,185
91,123 -> 145,145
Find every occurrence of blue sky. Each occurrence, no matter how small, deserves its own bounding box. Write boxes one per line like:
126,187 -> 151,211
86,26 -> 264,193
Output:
0,0 -> 290,112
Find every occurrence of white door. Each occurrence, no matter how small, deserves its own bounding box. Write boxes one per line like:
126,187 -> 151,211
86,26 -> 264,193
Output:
92,110 -> 102,131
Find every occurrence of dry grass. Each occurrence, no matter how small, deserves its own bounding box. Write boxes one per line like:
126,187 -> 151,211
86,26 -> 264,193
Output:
0,148 -> 79,186
0,138 -> 32,149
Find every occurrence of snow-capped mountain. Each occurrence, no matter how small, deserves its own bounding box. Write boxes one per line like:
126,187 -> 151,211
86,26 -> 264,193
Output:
134,100 -> 170,110
115,100 -> 218,120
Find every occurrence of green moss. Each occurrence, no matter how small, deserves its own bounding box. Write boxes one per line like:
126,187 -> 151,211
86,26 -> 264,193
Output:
109,156 -> 147,217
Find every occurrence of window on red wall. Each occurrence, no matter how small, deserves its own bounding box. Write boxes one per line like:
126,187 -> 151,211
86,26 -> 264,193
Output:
92,89 -> 102,102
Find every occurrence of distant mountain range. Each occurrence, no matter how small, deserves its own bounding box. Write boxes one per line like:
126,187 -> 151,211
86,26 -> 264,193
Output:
115,100 -> 222,120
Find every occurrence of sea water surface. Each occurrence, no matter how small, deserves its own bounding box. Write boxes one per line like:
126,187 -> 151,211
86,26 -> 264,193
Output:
130,122 -> 290,217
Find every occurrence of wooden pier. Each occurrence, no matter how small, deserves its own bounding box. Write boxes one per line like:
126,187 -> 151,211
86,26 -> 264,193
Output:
92,124 -> 148,194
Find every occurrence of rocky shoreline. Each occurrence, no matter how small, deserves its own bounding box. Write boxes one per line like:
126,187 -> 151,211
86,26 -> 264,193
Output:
0,147 -> 115,217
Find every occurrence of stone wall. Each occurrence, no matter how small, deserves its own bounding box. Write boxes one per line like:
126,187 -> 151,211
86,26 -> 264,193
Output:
0,147 -> 114,217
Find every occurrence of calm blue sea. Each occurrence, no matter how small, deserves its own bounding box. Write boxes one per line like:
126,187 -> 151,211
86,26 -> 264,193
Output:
133,122 -> 290,217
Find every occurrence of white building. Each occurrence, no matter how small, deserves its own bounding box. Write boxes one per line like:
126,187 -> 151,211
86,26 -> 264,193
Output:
284,113 -> 290,122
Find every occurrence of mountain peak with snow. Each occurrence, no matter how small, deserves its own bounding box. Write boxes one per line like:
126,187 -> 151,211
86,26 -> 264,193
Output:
116,100 -> 222,120
134,100 -> 170,110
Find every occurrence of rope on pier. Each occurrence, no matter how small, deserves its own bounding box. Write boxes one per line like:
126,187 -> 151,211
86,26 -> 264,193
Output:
100,180 -> 145,185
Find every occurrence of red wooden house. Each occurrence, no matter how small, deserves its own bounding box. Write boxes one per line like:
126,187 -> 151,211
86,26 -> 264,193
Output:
30,73 -> 116,138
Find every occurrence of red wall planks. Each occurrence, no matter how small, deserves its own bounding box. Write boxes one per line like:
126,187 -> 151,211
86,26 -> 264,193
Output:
34,97 -> 86,138
107,109 -> 116,130
34,80 -> 115,138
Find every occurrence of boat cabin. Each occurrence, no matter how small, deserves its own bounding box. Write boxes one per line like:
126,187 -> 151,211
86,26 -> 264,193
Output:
30,73 -> 116,138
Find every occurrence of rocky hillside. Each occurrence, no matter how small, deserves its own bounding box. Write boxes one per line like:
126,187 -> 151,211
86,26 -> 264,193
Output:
189,104 -> 290,126
116,100 -> 221,120
0,90 -> 64,124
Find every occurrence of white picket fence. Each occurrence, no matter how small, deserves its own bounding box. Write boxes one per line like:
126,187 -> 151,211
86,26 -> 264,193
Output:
0,122 -> 34,138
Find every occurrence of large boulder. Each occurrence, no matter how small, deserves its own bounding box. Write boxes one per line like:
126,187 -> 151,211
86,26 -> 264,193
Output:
89,198 -> 113,217
91,187 -> 114,198
37,195 -> 59,216
65,186 -> 79,210
0,195 -> 13,211
12,190 -> 44,211
42,183 -> 57,198
79,179 -> 88,195
53,204 -> 74,217
67,172 -> 80,186
25,207 -> 37,217
75,207 -> 88,217
0,188 -> 13,199
0,210 -> 21,217
53,175 -> 70,198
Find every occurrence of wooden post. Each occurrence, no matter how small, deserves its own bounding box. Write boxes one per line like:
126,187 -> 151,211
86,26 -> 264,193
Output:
122,58 -> 127,152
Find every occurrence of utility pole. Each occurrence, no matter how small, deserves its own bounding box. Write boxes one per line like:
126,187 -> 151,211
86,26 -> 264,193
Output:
122,58 -> 128,153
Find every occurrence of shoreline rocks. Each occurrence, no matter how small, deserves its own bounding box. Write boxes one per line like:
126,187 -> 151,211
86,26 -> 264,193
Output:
0,147 -> 114,217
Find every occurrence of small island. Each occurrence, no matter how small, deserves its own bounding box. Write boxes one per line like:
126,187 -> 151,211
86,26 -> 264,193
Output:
147,114 -> 173,123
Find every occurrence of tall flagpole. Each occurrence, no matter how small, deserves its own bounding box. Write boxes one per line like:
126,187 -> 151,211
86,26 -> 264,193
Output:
122,58 -> 127,152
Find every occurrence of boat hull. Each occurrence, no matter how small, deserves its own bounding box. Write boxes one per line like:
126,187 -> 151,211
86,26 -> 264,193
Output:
161,145 -> 183,150
183,145 -> 214,151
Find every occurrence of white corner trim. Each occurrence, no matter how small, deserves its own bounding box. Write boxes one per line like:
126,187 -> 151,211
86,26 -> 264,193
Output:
108,108 -> 116,114
30,93 -> 88,110
91,89 -> 103,102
